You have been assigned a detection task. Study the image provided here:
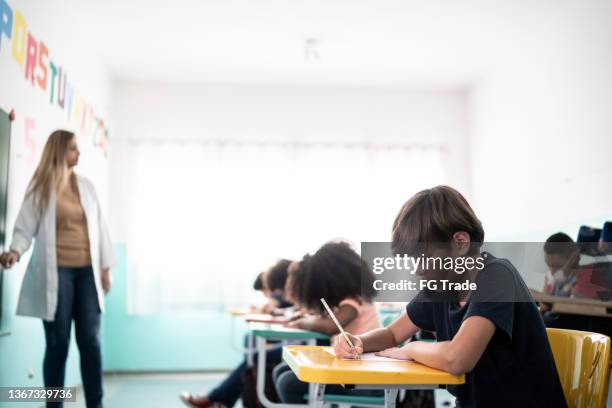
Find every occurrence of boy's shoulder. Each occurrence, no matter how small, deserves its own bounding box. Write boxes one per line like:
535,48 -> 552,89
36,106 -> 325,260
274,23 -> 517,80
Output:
474,253 -> 531,302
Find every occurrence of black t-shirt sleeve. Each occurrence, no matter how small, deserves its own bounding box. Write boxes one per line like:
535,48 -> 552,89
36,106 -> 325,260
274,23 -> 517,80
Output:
465,259 -> 516,340
406,292 -> 436,332
464,301 -> 513,341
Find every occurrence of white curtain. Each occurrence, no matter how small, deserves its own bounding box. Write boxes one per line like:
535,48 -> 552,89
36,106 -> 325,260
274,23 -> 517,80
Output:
123,140 -> 446,314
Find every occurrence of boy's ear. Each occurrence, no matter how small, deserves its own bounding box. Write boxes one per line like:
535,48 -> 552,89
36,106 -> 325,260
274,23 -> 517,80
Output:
452,231 -> 471,256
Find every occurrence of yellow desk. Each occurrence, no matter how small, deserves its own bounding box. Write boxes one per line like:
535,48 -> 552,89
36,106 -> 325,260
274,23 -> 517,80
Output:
283,346 -> 464,408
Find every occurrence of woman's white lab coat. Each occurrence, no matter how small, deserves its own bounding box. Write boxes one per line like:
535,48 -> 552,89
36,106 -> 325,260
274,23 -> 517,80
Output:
9,174 -> 116,321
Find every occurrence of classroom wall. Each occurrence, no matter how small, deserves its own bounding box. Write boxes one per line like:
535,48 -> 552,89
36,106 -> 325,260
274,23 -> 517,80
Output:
468,0 -> 612,242
102,244 -> 249,371
0,0 -> 112,400
104,82 -> 470,370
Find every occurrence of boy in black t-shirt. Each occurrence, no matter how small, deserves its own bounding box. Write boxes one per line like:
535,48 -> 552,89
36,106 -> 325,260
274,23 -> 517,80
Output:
333,185 -> 567,408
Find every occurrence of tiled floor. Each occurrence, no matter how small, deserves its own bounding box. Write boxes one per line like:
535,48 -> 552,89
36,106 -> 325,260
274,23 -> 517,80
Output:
71,372 -> 239,408
65,371 -> 612,407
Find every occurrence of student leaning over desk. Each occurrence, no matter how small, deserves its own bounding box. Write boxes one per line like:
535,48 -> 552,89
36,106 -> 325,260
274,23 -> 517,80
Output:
273,242 -> 383,404
0,130 -> 116,408
334,185 -> 567,408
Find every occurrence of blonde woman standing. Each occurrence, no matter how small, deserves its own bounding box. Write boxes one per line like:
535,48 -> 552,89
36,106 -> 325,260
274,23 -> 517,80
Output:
0,130 -> 115,408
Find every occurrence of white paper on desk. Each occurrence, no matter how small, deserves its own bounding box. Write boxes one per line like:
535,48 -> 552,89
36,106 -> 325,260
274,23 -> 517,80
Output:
324,347 -> 411,362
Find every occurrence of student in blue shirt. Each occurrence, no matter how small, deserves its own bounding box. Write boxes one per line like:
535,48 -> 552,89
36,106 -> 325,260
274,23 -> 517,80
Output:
334,185 -> 567,408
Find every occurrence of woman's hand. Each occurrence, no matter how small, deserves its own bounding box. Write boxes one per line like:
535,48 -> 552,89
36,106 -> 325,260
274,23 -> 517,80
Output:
332,332 -> 363,359
0,250 -> 20,268
101,268 -> 112,294
375,346 -> 413,361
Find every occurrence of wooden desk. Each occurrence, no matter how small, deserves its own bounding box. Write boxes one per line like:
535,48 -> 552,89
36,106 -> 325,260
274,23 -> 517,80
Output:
530,290 -> 612,318
531,290 -> 612,337
283,346 -> 464,408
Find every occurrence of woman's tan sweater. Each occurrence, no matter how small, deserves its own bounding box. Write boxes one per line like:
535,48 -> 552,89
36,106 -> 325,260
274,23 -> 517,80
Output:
55,180 -> 91,267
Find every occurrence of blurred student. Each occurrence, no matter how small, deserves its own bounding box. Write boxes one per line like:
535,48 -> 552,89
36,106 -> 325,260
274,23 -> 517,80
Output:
250,260 -> 293,314
252,271 -> 265,292
539,233 -> 580,325
272,242 -> 382,403
180,259 -> 292,408
333,186 -> 567,408
250,271 -> 270,312
266,259 -> 294,309
542,233 -> 580,297
0,130 -> 115,408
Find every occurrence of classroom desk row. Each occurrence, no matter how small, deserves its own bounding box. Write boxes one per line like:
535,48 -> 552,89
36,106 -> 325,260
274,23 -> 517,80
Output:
530,290 -> 612,337
230,311 -> 464,408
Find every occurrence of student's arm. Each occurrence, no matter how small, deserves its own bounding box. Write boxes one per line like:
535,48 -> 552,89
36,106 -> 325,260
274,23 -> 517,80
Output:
262,298 -> 280,314
377,315 -> 495,376
287,304 -> 357,335
542,274 -> 550,293
333,312 -> 420,358
540,276 -> 553,312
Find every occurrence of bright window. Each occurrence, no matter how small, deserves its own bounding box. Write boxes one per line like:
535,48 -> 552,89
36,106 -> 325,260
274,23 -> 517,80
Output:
123,141 -> 446,314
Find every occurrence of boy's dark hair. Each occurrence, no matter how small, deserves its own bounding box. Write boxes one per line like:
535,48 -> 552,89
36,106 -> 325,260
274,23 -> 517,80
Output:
289,242 -> 376,313
544,233 -> 576,256
392,185 -> 484,256
266,259 -> 292,292
253,272 -> 264,291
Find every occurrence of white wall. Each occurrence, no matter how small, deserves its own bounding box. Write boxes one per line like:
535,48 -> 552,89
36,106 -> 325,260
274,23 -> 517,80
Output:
109,81 -> 470,240
0,0 -> 112,389
468,0 -> 612,241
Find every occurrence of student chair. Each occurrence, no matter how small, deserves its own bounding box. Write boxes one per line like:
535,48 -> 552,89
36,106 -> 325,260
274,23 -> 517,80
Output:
547,328 -> 611,408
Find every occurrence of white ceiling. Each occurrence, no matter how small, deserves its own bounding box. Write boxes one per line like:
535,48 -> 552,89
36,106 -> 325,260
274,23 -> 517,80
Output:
60,0 -> 569,88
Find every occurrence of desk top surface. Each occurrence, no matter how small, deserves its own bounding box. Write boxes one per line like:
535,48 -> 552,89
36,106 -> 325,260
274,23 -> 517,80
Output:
227,307 -> 251,316
243,314 -> 291,324
283,345 -> 465,385
530,289 -> 612,307
249,322 -> 330,340
530,289 -> 612,317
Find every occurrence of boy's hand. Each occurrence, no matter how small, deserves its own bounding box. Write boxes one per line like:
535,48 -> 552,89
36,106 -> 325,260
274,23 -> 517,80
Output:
375,346 -> 413,361
332,332 -> 363,359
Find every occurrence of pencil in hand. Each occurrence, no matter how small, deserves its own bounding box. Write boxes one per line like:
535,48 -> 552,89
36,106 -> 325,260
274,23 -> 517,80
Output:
321,298 -> 360,359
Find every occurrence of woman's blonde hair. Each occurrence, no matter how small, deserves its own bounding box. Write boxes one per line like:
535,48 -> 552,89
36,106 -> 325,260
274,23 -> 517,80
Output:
27,130 -> 75,212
